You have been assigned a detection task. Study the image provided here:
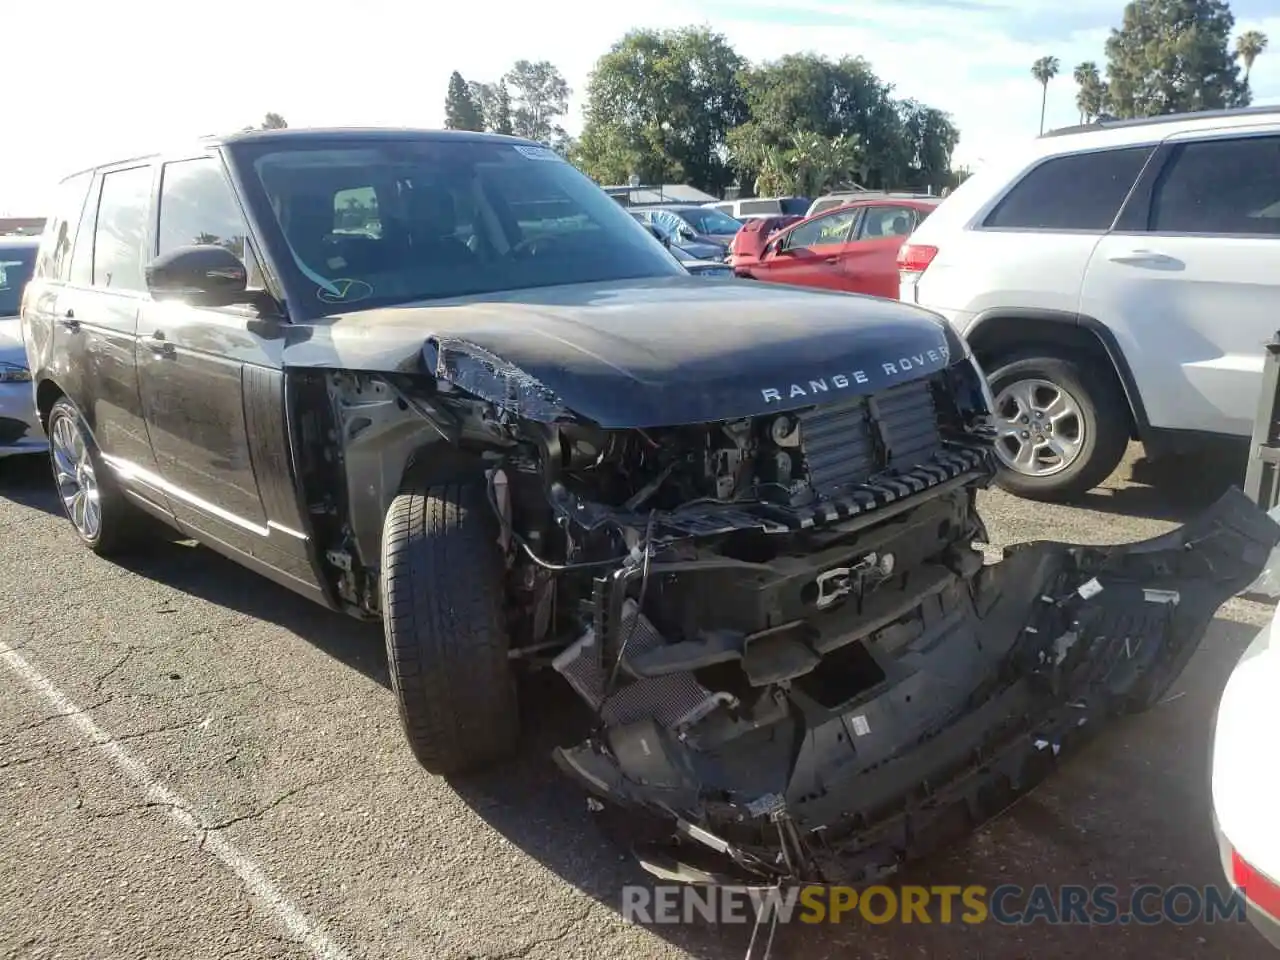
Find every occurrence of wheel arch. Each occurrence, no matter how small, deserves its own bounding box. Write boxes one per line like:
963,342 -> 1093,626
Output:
965,308 -> 1149,439
35,378 -> 66,432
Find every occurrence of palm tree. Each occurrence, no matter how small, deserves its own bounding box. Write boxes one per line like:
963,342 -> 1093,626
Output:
1236,31 -> 1269,85
1032,56 -> 1061,135
1073,61 -> 1106,124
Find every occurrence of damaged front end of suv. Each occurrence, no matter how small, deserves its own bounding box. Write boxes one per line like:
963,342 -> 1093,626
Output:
306,295 -> 1280,888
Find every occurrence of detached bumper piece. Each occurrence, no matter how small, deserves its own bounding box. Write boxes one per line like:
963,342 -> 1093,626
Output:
553,488 -> 1280,885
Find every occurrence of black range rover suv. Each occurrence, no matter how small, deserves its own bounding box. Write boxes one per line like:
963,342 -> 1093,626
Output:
20,128 -> 1278,885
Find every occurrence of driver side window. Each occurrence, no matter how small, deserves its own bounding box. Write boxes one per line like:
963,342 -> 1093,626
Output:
779,208 -> 860,252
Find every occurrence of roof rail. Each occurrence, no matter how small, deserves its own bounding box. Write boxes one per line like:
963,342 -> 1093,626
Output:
1042,102 -> 1280,138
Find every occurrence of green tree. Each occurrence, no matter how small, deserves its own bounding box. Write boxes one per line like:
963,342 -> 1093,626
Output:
896,99 -> 960,193
731,54 -> 915,191
1236,29 -> 1269,85
1031,56 -> 1060,134
1105,0 -> 1248,118
444,71 -> 483,131
504,60 -> 570,142
261,112 -> 288,129
727,130 -> 862,197
1073,61 -> 1108,123
466,80 -> 516,135
576,27 -> 747,193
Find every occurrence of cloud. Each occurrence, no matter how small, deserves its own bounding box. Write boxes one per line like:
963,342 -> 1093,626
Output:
1,0 -> 1277,213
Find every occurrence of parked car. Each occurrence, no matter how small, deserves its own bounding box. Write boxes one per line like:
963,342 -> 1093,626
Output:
22,128 -> 1277,887
725,214 -> 804,263
628,204 -> 741,259
704,196 -> 811,220
734,197 -> 939,298
898,104 -> 1280,501
806,190 -> 936,219
638,221 -> 735,277
0,236 -> 44,457
1211,591 -> 1280,949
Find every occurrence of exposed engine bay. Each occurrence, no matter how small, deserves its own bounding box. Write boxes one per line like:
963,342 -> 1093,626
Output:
296,337 -> 1280,890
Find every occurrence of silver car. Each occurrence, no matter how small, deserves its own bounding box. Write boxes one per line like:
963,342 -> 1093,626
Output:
0,236 -> 44,456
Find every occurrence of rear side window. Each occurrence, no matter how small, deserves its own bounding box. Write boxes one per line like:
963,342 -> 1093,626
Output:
1149,136 -> 1280,236
333,186 -> 380,238
859,205 -> 920,239
68,177 -> 101,287
983,146 -> 1153,231
34,172 -> 93,282
93,165 -> 154,292
158,157 -> 250,259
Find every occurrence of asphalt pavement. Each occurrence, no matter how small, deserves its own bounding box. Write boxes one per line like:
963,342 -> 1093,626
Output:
0,446 -> 1275,960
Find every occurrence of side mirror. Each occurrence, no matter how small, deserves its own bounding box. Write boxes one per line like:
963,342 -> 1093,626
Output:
145,244 -> 248,303
678,227 -> 697,242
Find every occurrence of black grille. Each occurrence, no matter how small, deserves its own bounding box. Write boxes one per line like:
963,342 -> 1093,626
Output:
797,378 -> 942,497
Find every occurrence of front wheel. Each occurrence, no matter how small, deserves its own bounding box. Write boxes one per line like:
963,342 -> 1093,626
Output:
380,481 -> 520,776
985,352 -> 1131,503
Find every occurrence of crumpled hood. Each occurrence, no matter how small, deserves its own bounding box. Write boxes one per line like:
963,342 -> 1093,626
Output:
284,277 -> 963,428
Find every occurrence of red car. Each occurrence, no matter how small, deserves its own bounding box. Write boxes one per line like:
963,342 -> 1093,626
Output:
731,197 -> 940,298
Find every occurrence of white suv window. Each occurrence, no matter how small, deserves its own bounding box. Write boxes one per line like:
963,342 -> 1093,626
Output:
1149,135 -> 1280,236
982,146 -> 1153,232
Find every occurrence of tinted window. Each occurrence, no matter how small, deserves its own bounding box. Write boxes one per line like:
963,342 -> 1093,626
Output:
158,158 -> 249,259
93,166 -> 153,291
783,208 -> 859,249
983,147 -> 1152,231
1149,136 -> 1280,235
739,199 -> 782,216
68,178 -> 100,287
859,205 -> 920,239
34,172 -> 93,282
239,139 -> 681,318
0,246 -> 36,316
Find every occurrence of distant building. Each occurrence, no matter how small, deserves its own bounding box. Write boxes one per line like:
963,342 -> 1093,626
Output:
601,184 -> 719,207
0,217 -> 45,237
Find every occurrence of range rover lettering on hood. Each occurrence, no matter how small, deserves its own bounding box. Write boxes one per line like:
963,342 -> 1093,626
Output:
762,344 -> 953,403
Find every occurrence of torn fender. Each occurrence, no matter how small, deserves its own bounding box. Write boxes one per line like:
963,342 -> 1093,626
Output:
555,488 -> 1280,885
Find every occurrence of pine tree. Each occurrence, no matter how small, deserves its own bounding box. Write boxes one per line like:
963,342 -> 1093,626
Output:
1105,0 -> 1248,117
444,71 -> 483,131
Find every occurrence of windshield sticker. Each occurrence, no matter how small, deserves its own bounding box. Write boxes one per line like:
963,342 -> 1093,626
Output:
317,278 -> 374,304
512,144 -> 562,162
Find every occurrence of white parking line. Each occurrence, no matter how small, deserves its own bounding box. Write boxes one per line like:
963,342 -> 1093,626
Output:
0,638 -> 354,960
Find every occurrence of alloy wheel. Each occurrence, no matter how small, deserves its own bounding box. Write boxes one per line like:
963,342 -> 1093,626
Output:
50,411 -> 102,541
992,377 -> 1086,478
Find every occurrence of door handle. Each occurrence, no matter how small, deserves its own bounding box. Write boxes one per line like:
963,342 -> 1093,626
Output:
1107,249 -> 1178,266
147,331 -> 175,356
57,309 -> 79,332
824,255 -> 840,264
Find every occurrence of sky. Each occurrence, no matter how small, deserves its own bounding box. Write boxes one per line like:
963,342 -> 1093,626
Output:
4,0 -> 1278,215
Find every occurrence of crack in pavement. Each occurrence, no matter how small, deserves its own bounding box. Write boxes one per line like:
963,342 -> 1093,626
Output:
92,648 -> 137,690
467,904 -> 595,960
0,714 -> 243,769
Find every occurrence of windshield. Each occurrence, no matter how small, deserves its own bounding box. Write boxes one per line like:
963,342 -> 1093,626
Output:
235,137 -> 683,317
678,208 -> 742,236
0,247 -> 35,316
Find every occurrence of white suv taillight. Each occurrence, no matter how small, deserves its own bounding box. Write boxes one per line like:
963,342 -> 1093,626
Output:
896,244 -> 938,303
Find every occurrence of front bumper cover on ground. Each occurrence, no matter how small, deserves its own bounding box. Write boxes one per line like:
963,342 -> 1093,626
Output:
554,488 -> 1280,885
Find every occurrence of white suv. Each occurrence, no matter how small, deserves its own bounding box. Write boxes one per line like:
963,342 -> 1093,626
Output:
899,106 -> 1280,501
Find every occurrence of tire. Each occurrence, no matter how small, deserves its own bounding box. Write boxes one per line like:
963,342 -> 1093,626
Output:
46,397 -> 148,556
379,481 -> 519,775
985,351 -> 1130,503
